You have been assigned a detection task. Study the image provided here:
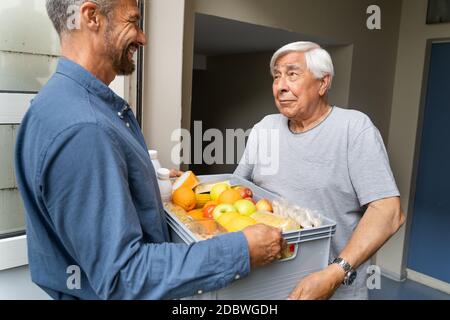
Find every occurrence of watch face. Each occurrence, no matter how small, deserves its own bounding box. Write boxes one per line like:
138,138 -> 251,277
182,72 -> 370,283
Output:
345,271 -> 357,285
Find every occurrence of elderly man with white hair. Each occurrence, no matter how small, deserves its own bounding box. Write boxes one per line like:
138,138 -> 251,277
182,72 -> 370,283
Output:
235,41 -> 406,300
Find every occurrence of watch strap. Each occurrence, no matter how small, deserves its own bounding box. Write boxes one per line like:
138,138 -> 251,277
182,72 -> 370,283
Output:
332,257 -> 354,273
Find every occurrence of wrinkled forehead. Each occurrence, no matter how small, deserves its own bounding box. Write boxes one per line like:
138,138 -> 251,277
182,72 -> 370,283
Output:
273,64 -> 304,74
273,51 -> 307,72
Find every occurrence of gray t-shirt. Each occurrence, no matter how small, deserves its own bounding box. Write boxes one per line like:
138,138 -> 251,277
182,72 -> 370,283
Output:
234,106 -> 400,300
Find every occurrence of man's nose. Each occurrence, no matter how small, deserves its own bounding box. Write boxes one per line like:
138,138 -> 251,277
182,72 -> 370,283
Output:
276,76 -> 289,93
137,28 -> 147,46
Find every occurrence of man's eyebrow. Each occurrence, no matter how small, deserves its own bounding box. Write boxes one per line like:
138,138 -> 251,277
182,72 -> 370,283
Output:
285,64 -> 302,71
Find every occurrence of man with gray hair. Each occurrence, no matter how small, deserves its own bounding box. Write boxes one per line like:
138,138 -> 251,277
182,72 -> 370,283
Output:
15,0 -> 285,300
235,41 -> 406,300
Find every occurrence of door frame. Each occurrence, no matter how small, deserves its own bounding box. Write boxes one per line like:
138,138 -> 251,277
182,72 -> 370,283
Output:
401,38 -> 450,288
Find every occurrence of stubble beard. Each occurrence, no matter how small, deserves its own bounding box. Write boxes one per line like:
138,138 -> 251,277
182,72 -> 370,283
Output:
104,23 -> 136,76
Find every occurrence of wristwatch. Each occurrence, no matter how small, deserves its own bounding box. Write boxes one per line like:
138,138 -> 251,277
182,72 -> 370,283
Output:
331,258 -> 357,286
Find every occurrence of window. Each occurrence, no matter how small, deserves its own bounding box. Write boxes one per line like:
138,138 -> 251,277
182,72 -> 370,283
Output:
0,94 -> 34,240
0,123 -> 25,239
0,92 -> 33,270
0,0 -> 57,245
0,0 -> 145,270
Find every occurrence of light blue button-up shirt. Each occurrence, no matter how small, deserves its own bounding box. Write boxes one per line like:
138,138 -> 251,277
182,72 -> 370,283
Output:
15,58 -> 250,300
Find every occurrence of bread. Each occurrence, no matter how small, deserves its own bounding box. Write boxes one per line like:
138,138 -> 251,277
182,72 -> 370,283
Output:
251,211 -> 301,232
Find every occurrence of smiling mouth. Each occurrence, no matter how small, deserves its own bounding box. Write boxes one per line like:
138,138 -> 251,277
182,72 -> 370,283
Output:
127,45 -> 138,60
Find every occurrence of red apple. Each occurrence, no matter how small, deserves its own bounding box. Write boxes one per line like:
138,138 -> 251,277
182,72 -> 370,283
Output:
256,199 -> 273,213
234,187 -> 253,199
203,204 -> 217,219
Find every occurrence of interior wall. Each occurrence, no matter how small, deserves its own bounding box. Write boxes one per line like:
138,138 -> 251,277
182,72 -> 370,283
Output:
192,0 -> 403,141
205,53 -> 276,131
377,0 -> 450,280
189,69 -> 210,175
182,1 -> 196,135
142,0 -> 186,169
190,52 -> 276,175
327,45 -> 354,108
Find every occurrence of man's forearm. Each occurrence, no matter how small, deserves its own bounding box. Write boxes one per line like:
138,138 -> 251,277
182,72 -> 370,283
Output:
337,197 -> 406,270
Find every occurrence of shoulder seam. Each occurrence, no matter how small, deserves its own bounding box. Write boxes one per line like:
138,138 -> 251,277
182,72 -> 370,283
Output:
351,125 -> 377,144
35,82 -> 100,183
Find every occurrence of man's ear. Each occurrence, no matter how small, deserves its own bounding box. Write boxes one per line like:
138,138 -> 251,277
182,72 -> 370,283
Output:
318,74 -> 332,97
79,2 -> 102,32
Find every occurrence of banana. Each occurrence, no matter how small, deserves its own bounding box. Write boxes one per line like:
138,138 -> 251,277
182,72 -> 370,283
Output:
195,193 -> 212,208
194,181 -> 231,194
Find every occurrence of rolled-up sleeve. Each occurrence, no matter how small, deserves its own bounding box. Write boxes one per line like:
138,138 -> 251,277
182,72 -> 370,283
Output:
40,123 -> 250,300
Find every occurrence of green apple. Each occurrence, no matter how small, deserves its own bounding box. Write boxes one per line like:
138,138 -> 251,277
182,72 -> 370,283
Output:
213,204 -> 236,220
234,199 -> 257,216
210,183 -> 231,201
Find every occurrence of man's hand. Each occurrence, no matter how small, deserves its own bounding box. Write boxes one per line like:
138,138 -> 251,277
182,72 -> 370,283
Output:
242,224 -> 286,268
288,264 -> 345,300
169,169 -> 184,178
288,197 -> 405,300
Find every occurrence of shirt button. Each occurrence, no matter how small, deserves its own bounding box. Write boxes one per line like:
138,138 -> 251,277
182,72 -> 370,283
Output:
197,290 -> 203,295
126,123 -> 130,128
235,274 -> 241,280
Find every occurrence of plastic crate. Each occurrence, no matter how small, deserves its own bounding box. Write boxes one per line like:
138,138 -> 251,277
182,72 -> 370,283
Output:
165,174 -> 336,300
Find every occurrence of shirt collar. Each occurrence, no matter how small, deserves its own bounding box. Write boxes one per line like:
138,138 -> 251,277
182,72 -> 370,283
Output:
56,57 -> 126,110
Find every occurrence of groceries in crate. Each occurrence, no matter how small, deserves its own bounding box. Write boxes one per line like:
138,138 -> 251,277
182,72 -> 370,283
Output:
272,198 -> 323,228
172,187 -> 197,211
251,211 -> 299,232
157,168 -> 173,203
215,211 -> 256,232
255,199 -> 273,212
210,183 -> 232,201
172,171 -> 200,192
164,202 -> 226,240
149,150 -> 162,173
193,180 -> 230,194
166,171 -> 322,240
202,201 -> 218,219
195,193 -> 211,208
